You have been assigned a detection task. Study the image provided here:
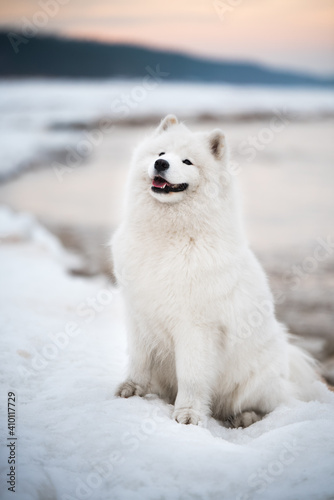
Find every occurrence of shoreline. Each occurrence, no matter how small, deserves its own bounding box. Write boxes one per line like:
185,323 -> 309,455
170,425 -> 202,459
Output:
1,114 -> 334,186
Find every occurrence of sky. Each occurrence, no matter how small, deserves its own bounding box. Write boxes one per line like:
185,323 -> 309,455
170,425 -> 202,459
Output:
1,0 -> 334,76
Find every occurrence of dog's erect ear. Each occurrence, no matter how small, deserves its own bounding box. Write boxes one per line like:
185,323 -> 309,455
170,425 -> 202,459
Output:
208,129 -> 225,159
156,114 -> 178,134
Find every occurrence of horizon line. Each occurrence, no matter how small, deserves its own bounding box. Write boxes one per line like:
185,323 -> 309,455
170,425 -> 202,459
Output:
1,27 -> 334,80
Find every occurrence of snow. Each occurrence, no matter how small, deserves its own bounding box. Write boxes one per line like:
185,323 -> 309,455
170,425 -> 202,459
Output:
1,206 -> 334,500
1,79 -> 334,180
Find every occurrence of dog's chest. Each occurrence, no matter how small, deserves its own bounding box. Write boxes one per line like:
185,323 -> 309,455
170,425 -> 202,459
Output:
135,238 -> 195,293
122,232 -> 227,316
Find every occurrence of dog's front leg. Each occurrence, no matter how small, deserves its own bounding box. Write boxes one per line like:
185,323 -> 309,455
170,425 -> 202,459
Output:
116,325 -> 152,398
172,328 -> 213,426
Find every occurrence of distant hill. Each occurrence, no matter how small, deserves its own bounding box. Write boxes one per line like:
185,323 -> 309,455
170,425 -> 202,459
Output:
0,31 -> 333,86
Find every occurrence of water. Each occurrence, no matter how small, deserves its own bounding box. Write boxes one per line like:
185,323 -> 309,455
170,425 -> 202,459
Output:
1,79 -> 334,179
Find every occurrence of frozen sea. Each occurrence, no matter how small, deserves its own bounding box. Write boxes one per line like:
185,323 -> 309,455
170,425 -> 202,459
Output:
1,79 -> 334,180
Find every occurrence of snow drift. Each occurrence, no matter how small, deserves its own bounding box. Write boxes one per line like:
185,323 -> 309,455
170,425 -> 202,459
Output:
0,206 -> 333,500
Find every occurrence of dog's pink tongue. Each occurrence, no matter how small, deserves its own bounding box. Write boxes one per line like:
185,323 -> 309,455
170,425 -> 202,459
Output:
152,178 -> 167,188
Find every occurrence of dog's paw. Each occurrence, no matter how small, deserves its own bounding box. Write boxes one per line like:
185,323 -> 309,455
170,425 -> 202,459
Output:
115,380 -> 147,398
227,411 -> 262,428
172,407 -> 203,425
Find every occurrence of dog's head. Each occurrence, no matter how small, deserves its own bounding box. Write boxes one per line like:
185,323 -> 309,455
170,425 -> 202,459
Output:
133,115 -> 229,205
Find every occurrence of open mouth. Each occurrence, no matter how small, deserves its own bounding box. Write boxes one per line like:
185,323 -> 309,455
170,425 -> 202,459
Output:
151,176 -> 188,194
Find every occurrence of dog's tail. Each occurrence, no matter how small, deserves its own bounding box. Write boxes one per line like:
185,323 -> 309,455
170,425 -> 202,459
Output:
322,378 -> 334,392
288,341 -> 322,400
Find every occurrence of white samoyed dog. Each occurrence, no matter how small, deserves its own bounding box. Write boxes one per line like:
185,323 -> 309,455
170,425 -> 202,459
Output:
112,115 -> 320,427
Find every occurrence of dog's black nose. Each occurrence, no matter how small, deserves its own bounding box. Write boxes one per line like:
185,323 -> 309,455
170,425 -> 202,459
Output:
154,159 -> 169,172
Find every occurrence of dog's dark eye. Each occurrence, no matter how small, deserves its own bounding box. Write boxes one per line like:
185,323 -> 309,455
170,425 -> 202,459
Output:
183,159 -> 193,165
158,152 -> 165,156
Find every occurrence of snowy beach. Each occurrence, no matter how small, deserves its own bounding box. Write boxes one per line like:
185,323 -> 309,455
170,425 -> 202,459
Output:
1,79 -> 334,499
1,207 -> 334,500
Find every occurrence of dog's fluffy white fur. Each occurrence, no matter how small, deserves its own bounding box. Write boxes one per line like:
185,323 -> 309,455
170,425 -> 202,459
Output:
112,115 -> 319,427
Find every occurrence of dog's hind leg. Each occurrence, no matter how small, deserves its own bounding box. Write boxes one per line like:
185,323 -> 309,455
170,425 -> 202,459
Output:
226,411 -> 263,428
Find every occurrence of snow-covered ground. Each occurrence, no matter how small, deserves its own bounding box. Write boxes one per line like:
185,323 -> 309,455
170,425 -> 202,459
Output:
1,79 -> 334,180
1,206 -> 334,500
